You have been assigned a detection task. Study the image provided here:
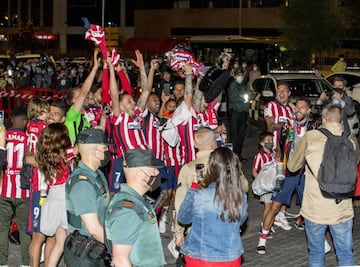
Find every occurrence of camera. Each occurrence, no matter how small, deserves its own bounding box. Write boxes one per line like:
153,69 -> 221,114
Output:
325,87 -> 343,97
163,83 -> 171,96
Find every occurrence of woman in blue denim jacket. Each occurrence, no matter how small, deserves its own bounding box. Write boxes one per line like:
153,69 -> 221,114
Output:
177,147 -> 248,267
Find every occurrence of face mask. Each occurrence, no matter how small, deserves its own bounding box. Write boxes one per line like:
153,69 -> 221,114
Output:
147,173 -> 161,192
100,150 -> 111,167
264,142 -> 274,151
236,76 -> 244,84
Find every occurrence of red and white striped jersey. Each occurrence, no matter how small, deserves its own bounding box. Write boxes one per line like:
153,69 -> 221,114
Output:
110,107 -> 148,159
141,109 -> 163,160
0,128 -> 29,198
176,107 -> 197,165
253,149 -> 274,172
264,100 -> 294,149
26,119 -> 48,153
26,119 -> 48,192
197,100 -> 220,130
163,140 -> 181,167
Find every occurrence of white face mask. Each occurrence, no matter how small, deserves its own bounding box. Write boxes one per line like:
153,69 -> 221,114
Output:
236,76 -> 244,84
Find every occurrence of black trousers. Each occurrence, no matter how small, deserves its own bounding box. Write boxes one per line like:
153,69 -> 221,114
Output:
63,232 -> 106,267
229,111 -> 249,158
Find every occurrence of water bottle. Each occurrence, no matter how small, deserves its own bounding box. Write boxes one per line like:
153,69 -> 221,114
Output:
274,162 -> 285,191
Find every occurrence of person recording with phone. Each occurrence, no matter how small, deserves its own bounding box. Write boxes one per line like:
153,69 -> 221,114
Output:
316,76 -> 355,134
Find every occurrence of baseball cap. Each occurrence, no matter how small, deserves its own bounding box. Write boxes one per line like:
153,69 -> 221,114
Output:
76,128 -> 112,145
123,149 -> 164,168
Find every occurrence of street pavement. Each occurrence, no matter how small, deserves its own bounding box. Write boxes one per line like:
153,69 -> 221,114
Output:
7,125 -> 360,266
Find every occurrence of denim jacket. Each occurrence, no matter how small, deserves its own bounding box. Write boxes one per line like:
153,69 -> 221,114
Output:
177,182 -> 248,262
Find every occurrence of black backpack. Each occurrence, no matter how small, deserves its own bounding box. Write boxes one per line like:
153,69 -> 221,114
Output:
310,128 -> 357,204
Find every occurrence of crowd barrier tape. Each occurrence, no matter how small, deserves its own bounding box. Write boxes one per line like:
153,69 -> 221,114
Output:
0,87 -> 68,118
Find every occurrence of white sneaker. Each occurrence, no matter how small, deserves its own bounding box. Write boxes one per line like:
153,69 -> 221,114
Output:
274,211 -> 292,230
40,243 -> 45,263
167,238 -> 179,259
20,265 -> 30,267
325,239 -> 331,254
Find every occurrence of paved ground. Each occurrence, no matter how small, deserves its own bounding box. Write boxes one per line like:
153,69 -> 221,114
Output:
7,125 -> 360,266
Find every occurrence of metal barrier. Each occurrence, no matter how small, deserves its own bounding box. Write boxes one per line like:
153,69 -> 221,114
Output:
0,88 -> 68,119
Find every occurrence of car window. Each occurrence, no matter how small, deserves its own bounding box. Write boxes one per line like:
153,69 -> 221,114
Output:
253,78 -> 267,94
280,79 -> 324,98
266,79 -> 276,94
344,75 -> 360,87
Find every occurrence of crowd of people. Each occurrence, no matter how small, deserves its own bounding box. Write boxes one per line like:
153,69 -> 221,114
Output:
0,44 -> 358,267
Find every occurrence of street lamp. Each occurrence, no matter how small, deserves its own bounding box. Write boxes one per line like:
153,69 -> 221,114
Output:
239,0 -> 242,36
102,0 -> 105,28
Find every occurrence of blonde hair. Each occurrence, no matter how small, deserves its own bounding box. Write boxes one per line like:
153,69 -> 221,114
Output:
27,97 -> 50,120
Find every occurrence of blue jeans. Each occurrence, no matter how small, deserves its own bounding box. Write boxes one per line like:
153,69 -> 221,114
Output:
305,218 -> 354,267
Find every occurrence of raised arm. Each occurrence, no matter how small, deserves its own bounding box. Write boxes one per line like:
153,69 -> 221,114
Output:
73,49 -> 101,112
183,63 -> 193,110
108,57 -> 120,116
147,59 -> 159,92
132,50 -> 150,111
101,60 -> 110,105
115,63 -> 133,95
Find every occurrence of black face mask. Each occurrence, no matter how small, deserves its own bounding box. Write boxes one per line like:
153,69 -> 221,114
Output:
100,150 -> 111,167
147,174 -> 161,192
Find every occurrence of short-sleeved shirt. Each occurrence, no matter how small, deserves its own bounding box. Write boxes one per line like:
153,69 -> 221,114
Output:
65,106 -> 90,145
264,100 -> 294,149
65,161 -> 109,237
142,108 -> 163,160
253,149 -> 274,172
106,184 -> 165,267
26,119 -> 48,192
109,107 -> 148,159
1,128 -> 29,198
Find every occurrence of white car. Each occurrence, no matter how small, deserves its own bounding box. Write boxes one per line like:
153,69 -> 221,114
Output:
249,71 -> 359,135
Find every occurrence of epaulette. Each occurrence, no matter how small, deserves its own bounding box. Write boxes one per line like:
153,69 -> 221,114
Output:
122,200 -> 134,208
79,175 -> 87,180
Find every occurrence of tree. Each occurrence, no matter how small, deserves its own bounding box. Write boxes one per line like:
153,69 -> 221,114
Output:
280,0 -> 346,65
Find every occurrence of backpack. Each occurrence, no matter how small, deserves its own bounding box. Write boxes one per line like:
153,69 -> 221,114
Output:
311,128 -> 358,204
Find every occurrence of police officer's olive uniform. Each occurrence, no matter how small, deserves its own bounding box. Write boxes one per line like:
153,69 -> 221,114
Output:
105,184 -> 165,267
64,161 -> 110,267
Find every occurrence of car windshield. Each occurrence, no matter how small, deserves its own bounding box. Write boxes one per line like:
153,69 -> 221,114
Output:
279,79 -> 332,98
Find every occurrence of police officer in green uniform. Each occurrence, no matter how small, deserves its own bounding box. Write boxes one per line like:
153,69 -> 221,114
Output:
105,149 -> 166,267
64,128 -> 111,267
